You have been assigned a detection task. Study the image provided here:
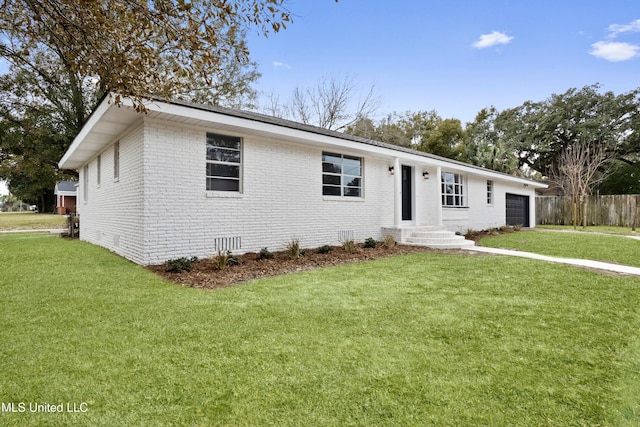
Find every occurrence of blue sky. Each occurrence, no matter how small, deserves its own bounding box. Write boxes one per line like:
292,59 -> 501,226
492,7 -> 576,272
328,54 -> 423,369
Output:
247,0 -> 640,124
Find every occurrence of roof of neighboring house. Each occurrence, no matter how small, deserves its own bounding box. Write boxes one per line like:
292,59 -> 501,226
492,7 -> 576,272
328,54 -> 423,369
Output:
59,94 -> 548,188
54,180 -> 78,195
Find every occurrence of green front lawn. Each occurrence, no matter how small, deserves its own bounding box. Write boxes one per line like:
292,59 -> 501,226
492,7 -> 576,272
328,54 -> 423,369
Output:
0,212 -> 67,230
538,224 -> 640,236
1,233 -> 640,426
481,229 -> 640,268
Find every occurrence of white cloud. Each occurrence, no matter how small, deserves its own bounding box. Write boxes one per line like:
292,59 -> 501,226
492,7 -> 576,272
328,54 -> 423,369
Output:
472,31 -> 513,49
272,61 -> 292,69
590,41 -> 640,62
608,18 -> 640,38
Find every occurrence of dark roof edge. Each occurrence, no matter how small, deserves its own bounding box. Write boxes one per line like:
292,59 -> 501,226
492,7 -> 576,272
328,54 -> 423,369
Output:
148,96 -> 544,185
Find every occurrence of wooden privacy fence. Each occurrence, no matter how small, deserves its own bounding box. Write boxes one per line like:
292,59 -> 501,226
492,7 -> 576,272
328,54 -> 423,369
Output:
536,195 -> 640,227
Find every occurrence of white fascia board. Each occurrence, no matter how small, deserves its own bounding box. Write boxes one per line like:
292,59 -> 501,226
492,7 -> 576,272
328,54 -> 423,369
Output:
58,96 -> 115,169
123,100 -> 548,189
149,102 -> 546,188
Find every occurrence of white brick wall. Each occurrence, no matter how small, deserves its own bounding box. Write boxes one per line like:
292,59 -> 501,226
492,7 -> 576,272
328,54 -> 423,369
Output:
78,116 -> 539,265
79,122 -> 146,264
140,118 -> 396,264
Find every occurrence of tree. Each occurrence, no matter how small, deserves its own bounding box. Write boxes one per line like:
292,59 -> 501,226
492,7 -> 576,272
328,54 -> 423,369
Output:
270,75 -> 379,131
465,107 -> 519,174
596,161 -> 640,195
495,84 -> 639,178
0,0 -> 291,108
346,110 -> 467,162
551,141 -> 613,229
0,0 -> 292,210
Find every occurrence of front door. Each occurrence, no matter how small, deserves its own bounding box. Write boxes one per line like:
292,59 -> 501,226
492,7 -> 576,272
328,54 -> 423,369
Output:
402,165 -> 412,221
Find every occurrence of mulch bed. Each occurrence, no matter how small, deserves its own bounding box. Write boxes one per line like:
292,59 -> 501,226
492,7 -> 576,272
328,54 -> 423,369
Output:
148,243 -> 484,290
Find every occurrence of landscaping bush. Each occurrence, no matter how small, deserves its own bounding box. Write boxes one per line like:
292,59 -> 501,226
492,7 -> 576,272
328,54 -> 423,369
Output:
213,250 -> 238,270
286,239 -> 301,259
364,237 -> 377,248
165,256 -> 198,273
258,247 -> 274,260
342,239 -> 359,254
383,234 -> 395,249
316,245 -> 333,254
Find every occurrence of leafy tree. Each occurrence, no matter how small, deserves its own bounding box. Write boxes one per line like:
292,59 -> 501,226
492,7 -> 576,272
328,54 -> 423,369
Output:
495,84 -> 639,178
465,107 -> 519,174
0,0 -> 292,210
596,161 -> 640,195
346,110 -> 467,162
0,0 -> 291,107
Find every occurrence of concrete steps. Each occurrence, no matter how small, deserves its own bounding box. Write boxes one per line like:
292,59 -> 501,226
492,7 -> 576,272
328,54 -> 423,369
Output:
403,227 -> 475,249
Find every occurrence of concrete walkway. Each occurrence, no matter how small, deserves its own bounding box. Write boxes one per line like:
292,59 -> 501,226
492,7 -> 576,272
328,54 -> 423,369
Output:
465,246 -> 640,276
0,228 -> 66,234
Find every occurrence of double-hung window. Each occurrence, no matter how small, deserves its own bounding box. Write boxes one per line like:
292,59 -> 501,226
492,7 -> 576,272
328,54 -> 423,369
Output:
441,172 -> 465,207
487,180 -> 494,205
206,132 -> 241,192
322,152 -> 363,197
113,141 -> 120,181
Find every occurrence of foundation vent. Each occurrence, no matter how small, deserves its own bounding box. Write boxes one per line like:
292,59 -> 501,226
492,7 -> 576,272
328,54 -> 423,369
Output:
338,230 -> 355,242
213,237 -> 242,252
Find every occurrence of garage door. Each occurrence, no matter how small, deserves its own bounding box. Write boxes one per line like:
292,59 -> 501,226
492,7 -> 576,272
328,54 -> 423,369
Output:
506,193 -> 530,227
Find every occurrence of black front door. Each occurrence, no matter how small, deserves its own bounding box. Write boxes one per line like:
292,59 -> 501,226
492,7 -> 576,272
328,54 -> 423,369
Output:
402,165 -> 412,221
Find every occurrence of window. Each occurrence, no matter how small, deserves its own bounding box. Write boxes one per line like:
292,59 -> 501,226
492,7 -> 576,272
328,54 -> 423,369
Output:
441,172 -> 465,207
83,165 -> 89,202
206,132 -> 241,192
322,152 -> 363,197
487,180 -> 494,205
113,141 -> 120,181
97,155 -> 101,186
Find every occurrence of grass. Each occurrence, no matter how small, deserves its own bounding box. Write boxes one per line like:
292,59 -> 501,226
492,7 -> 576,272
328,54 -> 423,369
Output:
537,224 -> 640,236
1,233 -> 640,426
0,212 -> 67,230
481,229 -> 640,268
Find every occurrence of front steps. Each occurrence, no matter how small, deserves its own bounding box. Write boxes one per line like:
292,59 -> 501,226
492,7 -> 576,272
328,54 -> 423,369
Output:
400,227 -> 475,249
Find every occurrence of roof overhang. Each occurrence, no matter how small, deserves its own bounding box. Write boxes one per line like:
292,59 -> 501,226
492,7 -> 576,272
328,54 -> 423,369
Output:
59,96 -> 548,189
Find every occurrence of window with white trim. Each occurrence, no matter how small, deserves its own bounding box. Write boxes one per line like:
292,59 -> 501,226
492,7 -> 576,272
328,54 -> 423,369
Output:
97,155 -> 101,186
441,172 -> 465,207
487,180 -> 494,205
206,132 -> 241,192
322,152 -> 363,197
113,141 -> 120,181
83,165 -> 89,202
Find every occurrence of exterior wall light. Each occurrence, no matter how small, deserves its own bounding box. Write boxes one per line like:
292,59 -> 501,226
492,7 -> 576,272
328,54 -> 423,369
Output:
388,166 -> 394,175
422,171 -> 430,179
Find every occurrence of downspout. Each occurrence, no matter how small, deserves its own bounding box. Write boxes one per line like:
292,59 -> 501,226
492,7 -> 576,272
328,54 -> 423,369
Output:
394,157 -> 402,228
436,166 -> 443,227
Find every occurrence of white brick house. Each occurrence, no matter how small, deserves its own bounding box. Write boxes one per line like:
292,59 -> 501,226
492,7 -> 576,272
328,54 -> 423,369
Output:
59,96 -> 546,265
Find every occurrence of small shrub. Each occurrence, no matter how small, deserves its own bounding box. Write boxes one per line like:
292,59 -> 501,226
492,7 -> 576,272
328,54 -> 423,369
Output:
213,250 -> 236,270
286,239 -> 301,259
364,237 -> 377,249
464,228 -> 480,240
258,247 -> 274,260
165,256 -> 198,273
383,234 -> 396,249
227,253 -> 240,266
342,239 -> 359,254
513,223 -> 523,231
316,245 -> 333,254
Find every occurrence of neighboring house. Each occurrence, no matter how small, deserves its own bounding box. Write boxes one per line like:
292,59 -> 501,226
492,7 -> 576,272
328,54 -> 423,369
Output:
54,180 -> 78,215
59,96 -> 547,265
